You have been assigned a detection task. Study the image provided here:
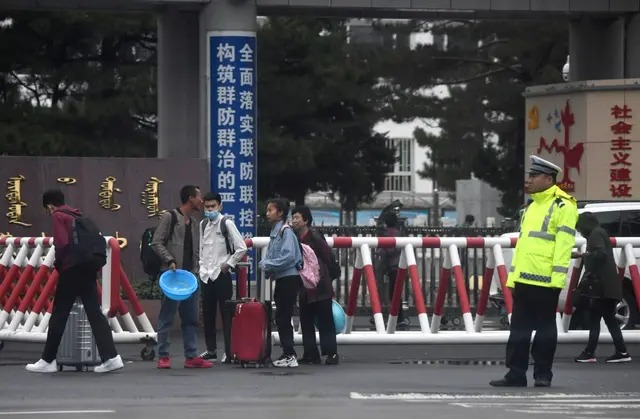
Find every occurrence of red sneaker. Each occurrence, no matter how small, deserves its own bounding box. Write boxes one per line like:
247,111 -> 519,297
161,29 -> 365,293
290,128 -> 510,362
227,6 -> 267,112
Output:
157,356 -> 171,369
184,356 -> 214,369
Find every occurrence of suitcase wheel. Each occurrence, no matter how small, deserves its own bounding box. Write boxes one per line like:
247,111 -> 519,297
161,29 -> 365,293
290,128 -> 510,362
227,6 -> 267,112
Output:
76,364 -> 89,372
240,361 -> 247,368
0,341 -> 4,352
141,347 -> 156,361
58,365 -> 64,372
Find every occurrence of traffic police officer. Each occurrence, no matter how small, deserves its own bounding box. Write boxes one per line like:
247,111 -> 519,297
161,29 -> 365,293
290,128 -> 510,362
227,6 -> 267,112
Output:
490,155 -> 578,388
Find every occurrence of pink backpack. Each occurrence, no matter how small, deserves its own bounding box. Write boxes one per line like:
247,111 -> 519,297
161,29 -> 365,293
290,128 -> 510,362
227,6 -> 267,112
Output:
298,242 -> 321,289
280,225 -> 320,289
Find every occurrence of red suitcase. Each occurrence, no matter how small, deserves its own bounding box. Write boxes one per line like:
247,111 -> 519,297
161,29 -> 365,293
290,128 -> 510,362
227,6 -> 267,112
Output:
229,298 -> 272,368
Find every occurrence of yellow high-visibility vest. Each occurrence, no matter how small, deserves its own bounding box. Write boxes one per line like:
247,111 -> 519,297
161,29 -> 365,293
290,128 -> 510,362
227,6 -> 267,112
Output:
507,185 -> 578,289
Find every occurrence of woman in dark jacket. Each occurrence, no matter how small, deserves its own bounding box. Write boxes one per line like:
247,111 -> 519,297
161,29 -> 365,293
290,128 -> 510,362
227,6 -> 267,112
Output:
291,205 -> 339,365
573,212 -> 631,363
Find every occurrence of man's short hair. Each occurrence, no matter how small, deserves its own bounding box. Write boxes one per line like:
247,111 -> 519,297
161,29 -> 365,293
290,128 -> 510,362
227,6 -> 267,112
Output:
292,205 -> 313,226
42,189 -> 65,208
180,185 -> 200,204
203,192 -> 222,204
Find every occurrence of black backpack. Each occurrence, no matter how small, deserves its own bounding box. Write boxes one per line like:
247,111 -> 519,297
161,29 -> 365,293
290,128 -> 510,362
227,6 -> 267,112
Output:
140,210 -> 178,278
201,216 -> 234,254
59,210 -> 107,272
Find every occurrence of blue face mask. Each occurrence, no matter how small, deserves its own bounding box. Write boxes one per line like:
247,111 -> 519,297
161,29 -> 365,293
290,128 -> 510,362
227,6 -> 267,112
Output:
205,210 -> 219,220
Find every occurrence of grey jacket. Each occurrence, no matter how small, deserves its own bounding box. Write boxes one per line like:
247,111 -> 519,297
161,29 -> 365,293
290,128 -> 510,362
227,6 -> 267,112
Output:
151,209 -> 200,274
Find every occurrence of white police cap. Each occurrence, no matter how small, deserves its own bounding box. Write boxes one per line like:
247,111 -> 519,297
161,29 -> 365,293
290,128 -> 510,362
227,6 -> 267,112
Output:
528,155 -> 562,176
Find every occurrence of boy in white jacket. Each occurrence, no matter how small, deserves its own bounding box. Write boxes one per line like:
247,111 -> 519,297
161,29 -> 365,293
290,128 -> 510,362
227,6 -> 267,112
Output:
198,192 -> 247,360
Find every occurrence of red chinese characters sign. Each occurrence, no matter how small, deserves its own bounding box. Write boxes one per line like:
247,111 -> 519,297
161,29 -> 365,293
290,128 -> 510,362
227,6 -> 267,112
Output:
537,100 -> 584,192
609,104 -> 633,198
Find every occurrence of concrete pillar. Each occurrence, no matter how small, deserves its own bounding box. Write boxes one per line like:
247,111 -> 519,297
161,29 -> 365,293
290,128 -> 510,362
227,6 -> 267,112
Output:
569,17 -> 625,81
626,14 -> 640,78
199,0 -> 257,159
157,11 -> 201,158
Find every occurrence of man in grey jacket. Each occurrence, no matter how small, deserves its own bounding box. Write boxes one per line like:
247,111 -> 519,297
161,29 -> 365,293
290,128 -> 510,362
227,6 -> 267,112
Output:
152,185 -> 212,369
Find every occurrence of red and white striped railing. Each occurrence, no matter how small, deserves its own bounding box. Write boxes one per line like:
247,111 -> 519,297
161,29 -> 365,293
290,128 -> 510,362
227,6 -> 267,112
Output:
0,237 -> 156,349
246,235 -> 640,345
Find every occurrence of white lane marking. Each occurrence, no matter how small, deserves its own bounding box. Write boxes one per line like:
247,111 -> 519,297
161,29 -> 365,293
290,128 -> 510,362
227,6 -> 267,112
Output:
349,392 -> 640,401
0,410 -> 115,416
451,400 -> 640,413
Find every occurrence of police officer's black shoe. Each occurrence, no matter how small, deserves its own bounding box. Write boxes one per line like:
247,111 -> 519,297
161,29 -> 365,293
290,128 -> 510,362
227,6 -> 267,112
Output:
489,377 -> 527,387
534,379 -> 551,387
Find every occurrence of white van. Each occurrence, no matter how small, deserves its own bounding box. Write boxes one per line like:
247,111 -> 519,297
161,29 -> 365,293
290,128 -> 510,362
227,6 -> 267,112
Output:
498,201 -> 640,329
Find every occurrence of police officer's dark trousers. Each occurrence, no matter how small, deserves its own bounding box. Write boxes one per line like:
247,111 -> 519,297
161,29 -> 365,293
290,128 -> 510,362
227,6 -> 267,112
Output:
506,282 -> 561,382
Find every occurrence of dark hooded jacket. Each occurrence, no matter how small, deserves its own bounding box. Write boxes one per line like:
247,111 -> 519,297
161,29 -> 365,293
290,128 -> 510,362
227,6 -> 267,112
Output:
576,212 -> 622,301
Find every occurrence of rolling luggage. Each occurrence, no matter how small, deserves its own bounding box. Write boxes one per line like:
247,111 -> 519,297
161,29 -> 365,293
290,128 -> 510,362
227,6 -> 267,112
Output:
228,298 -> 272,367
222,262 -> 272,367
56,298 -> 101,372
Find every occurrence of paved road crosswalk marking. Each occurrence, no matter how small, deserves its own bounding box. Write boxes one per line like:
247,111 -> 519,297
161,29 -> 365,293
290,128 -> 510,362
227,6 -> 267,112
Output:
350,392 -> 640,418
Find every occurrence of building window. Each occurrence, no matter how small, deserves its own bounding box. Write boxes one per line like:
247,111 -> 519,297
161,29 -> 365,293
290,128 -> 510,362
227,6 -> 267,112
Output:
384,137 -> 413,191
384,175 -> 412,191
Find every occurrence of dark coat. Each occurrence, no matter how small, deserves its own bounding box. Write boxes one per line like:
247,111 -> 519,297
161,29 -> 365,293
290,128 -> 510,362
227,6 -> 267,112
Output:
299,229 -> 335,305
576,212 -> 622,301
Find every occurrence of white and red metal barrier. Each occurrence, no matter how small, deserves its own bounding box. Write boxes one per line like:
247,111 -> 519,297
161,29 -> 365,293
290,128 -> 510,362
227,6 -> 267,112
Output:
0,237 -> 156,354
246,236 -> 640,345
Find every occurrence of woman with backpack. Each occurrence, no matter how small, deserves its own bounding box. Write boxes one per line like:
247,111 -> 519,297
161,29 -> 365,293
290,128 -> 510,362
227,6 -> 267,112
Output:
573,212 -> 631,363
291,205 -> 339,366
259,198 -> 303,368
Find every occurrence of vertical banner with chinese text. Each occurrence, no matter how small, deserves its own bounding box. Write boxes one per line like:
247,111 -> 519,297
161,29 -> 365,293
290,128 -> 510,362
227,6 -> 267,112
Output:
208,31 -> 258,275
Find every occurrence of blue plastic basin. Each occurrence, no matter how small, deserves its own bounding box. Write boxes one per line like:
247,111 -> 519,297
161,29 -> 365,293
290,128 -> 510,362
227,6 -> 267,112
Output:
159,269 -> 198,301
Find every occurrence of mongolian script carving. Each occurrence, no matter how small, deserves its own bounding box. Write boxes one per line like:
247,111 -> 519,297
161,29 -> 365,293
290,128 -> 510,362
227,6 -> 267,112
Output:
56,177 -> 77,185
115,231 -> 128,249
99,176 -> 122,211
6,175 -> 32,227
140,177 -> 165,218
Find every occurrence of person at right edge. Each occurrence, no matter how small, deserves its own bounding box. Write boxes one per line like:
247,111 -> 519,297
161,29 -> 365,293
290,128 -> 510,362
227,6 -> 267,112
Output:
490,155 -> 578,388
371,212 -> 409,329
573,212 -> 631,364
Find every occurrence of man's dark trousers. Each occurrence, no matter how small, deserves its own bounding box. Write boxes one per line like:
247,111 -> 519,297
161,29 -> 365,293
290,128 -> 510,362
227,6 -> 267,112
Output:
505,282 -> 561,382
42,265 -> 118,363
201,272 -> 233,354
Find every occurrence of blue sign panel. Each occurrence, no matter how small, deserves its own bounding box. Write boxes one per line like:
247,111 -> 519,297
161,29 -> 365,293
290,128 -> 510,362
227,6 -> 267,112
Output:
208,31 -> 257,248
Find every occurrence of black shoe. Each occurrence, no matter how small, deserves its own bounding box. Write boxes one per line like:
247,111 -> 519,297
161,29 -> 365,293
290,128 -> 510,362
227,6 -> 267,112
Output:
489,378 -> 527,387
396,318 -> 411,330
606,351 -> 632,363
534,379 -> 551,387
199,350 -> 217,361
325,354 -> 339,365
299,355 -> 321,365
575,351 -> 596,363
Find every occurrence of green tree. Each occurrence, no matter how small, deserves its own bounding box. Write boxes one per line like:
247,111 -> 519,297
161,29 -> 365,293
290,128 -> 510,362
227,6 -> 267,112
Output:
0,11 -> 157,157
257,17 -> 395,208
377,20 -> 568,216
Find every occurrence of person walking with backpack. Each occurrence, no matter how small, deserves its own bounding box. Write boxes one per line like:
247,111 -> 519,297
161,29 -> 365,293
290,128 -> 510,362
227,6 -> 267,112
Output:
573,212 -> 631,364
258,198 -> 303,368
198,192 -> 247,361
26,189 -> 123,374
291,205 -> 339,365
152,185 -> 212,369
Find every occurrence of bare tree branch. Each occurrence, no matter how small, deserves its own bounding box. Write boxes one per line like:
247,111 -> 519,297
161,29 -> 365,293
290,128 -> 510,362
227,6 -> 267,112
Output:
9,71 -> 41,106
433,56 -> 522,74
438,67 -> 507,85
